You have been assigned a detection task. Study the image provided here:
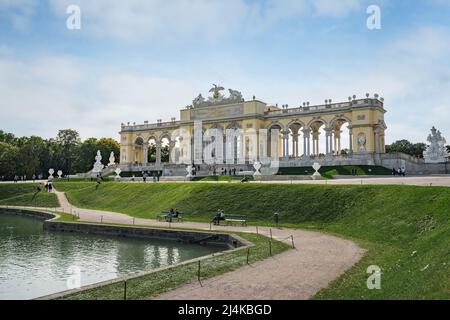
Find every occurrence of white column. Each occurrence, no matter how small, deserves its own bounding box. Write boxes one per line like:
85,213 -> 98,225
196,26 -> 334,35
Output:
156,141 -> 162,166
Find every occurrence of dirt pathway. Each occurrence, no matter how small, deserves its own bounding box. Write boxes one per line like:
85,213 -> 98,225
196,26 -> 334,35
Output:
49,191 -> 365,299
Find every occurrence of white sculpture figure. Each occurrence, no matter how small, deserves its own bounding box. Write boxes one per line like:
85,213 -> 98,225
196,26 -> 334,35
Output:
228,89 -> 244,102
312,162 -> 322,180
57,170 -> 63,179
48,168 -> 55,180
423,127 -> 449,163
108,152 -> 116,166
92,150 -> 104,175
114,168 -> 122,181
193,94 -> 205,107
253,161 -> 262,176
358,134 -> 367,152
209,84 -> 225,100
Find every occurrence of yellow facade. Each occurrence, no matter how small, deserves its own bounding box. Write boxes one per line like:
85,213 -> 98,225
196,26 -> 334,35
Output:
119,93 -> 387,167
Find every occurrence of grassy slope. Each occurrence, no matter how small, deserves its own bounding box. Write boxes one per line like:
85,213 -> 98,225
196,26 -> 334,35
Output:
0,184 -> 59,207
54,181 -> 450,299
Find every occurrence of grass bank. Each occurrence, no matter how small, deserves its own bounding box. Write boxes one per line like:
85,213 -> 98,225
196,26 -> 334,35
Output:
53,181 -> 450,299
0,183 -> 59,207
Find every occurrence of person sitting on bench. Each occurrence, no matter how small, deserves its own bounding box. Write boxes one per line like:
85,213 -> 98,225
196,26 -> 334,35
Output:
167,208 -> 175,222
174,209 -> 181,219
212,209 -> 225,225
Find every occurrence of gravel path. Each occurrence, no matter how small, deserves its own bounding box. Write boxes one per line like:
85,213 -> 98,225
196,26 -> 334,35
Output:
47,191 -> 365,300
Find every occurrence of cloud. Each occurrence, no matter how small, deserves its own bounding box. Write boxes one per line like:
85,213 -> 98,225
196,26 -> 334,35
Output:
312,0 -> 361,17
45,0 -> 365,43
0,0 -> 37,30
0,55 -> 196,140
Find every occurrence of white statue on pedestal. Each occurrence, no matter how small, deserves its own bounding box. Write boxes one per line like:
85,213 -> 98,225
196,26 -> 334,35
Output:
92,150 -> 104,176
108,152 -> 116,166
423,127 -> 449,163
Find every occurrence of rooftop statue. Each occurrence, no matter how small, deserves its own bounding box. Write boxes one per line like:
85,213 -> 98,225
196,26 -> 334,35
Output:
192,85 -> 244,108
423,127 -> 449,163
209,84 -> 225,100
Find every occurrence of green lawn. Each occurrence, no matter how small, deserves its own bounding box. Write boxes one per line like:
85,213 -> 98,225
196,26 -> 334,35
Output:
53,181 -> 450,299
0,183 -> 59,207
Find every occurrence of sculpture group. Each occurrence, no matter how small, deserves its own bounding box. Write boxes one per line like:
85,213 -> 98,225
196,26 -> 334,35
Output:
192,84 -> 244,108
423,127 -> 449,163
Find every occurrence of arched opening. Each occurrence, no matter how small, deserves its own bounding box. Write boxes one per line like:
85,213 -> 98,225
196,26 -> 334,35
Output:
331,118 -> 352,156
309,121 -> 326,157
134,137 -> 144,164
147,137 -> 157,163
160,136 -> 170,163
288,122 -> 303,158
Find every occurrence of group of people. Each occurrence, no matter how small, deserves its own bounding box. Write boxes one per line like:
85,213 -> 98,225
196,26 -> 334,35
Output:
220,168 -> 240,176
211,209 -> 226,225
140,171 -> 162,182
392,167 -> 406,177
43,181 -> 53,192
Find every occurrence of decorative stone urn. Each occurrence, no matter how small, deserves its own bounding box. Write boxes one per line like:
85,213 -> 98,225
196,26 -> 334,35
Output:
312,162 -> 322,180
48,168 -> 55,180
57,170 -> 63,179
186,165 -> 193,178
253,161 -> 262,176
114,168 -> 122,181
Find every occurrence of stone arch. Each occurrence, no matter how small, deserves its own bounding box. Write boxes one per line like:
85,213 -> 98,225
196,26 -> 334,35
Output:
133,136 -> 145,164
330,115 -> 352,156
267,121 -> 286,131
307,118 -> 327,129
287,120 -> 305,158
307,119 -> 327,157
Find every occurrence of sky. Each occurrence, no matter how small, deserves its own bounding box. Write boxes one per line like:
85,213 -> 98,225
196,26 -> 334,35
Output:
0,0 -> 450,144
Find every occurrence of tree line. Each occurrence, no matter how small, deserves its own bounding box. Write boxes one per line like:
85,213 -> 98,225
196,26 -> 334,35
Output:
0,129 -> 119,180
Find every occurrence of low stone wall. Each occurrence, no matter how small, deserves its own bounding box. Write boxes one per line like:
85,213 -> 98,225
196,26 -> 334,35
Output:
0,208 -> 56,221
43,221 -> 247,249
254,175 -> 312,181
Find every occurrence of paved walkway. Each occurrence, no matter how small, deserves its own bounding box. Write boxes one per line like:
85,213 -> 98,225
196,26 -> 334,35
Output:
47,191 -> 364,300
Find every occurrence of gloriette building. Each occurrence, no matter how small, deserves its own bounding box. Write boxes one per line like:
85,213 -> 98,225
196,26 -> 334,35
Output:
119,85 -> 388,175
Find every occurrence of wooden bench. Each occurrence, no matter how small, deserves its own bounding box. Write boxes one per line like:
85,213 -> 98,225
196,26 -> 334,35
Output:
157,212 -> 183,222
224,214 -> 247,226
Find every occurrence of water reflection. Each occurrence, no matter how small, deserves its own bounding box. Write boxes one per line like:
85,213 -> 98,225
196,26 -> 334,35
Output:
0,213 -> 222,300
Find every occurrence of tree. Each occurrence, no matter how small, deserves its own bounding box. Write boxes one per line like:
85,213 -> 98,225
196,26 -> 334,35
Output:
386,140 -> 426,158
56,129 -> 81,174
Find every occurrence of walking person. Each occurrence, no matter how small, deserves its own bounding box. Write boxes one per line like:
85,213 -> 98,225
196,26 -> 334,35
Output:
274,212 -> 280,228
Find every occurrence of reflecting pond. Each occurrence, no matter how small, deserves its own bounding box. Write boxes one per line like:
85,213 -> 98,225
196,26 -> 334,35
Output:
0,212 -> 222,300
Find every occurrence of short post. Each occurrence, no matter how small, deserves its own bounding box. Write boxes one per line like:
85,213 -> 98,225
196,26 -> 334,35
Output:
270,228 -> 273,240
101,216 -> 103,223
246,248 -> 250,265
256,226 -> 259,234
123,281 -> 127,300
268,240 -> 272,256
197,260 -> 202,285
291,235 -> 295,249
